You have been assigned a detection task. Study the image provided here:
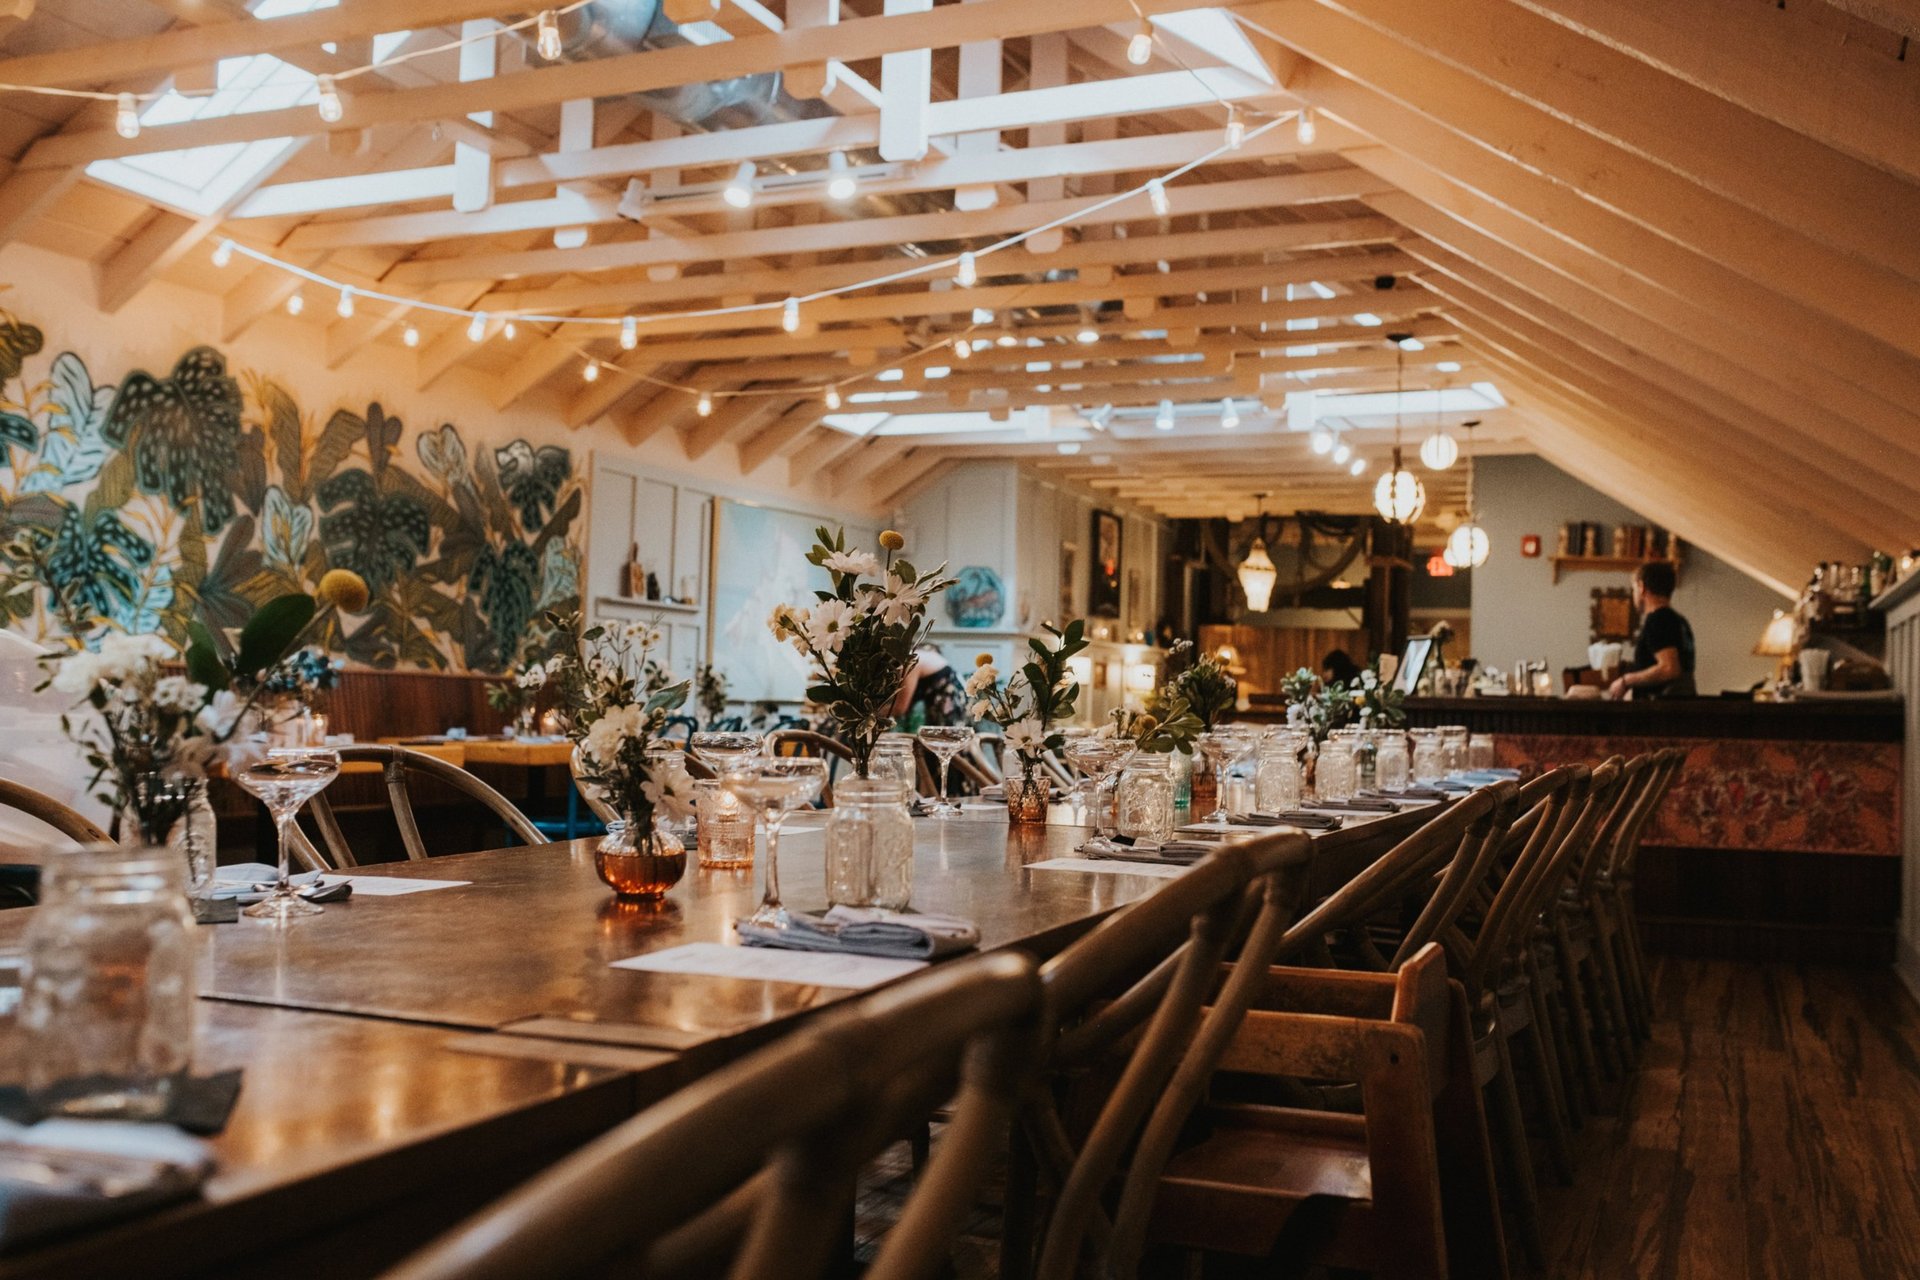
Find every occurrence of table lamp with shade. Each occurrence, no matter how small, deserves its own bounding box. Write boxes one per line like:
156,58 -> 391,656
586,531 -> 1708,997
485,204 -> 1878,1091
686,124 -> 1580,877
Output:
1754,609 -> 1799,685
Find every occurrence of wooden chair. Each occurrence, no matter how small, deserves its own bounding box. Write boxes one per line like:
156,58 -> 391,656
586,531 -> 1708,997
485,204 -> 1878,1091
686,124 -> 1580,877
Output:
0,776 -> 110,846
382,952 -> 1042,1280
765,728 -> 858,805
1595,747 -> 1684,1040
1000,832 -> 1317,1280
290,745 -> 544,871
971,731 -> 1008,782
1141,943 -> 1507,1280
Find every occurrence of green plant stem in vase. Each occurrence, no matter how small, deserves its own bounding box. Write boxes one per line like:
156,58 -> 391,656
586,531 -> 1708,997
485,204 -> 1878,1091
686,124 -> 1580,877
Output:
966,621 -> 1089,826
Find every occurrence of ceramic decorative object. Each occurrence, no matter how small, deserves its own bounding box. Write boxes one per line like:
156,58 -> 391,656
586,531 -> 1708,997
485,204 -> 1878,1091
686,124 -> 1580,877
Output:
945,565 -> 1007,628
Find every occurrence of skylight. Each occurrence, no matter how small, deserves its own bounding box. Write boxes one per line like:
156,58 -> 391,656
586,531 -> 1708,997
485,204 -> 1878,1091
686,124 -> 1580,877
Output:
85,0 -> 412,218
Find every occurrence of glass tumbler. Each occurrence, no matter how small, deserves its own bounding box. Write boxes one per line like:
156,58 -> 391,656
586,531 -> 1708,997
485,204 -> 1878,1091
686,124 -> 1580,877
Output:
1254,738 -> 1303,813
1376,733 -> 1411,792
1439,725 -> 1469,776
1468,733 -> 1496,771
693,778 -> 755,870
1318,732 -> 1357,803
1411,730 -> 1445,785
1115,755 -> 1176,843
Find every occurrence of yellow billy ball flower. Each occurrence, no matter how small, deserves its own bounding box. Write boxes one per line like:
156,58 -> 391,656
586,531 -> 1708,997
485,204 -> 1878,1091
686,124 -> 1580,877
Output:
878,529 -> 906,551
316,568 -> 370,613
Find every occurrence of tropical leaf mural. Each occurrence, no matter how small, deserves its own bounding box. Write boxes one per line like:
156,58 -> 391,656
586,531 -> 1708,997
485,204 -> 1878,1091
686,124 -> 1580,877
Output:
0,312 -> 582,671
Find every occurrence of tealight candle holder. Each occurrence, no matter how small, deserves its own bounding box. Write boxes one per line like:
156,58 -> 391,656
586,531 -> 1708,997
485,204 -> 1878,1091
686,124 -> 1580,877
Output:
694,779 -> 755,869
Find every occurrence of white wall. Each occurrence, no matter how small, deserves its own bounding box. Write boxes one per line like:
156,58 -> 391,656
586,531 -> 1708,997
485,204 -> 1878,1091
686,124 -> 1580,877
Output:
1472,454 -> 1785,694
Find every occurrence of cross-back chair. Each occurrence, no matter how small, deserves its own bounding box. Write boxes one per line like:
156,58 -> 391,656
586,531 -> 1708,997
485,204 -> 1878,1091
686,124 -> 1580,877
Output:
0,776 -> 109,847
764,729 -> 857,805
382,952 -> 1042,1280
1599,746 -> 1685,1031
289,745 -> 544,871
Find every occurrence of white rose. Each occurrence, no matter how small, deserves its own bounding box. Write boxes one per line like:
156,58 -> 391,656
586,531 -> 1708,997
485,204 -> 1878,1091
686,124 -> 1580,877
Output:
194,689 -> 245,740
50,651 -> 103,697
153,675 -> 206,713
822,549 -> 880,579
96,632 -> 172,680
516,667 -> 547,690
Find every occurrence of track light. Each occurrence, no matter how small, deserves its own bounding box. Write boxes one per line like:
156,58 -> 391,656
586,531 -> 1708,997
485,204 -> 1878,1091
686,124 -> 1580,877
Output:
1225,107 -> 1245,151
825,151 -> 857,201
1156,399 -> 1175,431
1221,399 -> 1240,429
1295,106 -> 1316,147
335,287 -> 354,318
402,324 -> 420,347
1146,178 -> 1170,217
782,297 -> 800,333
1333,441 -> 1352,465
996,332 -> 1018,348
723,161 -> 756,209
316,75 -> 343,124
696,392 -> 714,417
535,9 -> 563,61
115,93 -> 140,140
285,291 -> 303,316
824,386 -> 842,409
956,251 -> 977,288
582,359 -> 599,382
1127,19 -> 1154,65
621,316 -> 638,349
1077,324 -> 1099,345
1350,456 -> 1367,476
1309,426 -> 1333,455
467,312 -> 487,342
211,239 -> 234,268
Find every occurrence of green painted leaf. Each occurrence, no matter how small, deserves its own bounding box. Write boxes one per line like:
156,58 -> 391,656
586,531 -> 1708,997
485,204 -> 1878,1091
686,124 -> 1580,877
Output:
99,346 -> 244,533
315,468 -> 431,593
469,538 -> 539,667
0,318 -> 44,382
44,504 -> 154,625
493,440 -> 570,528
0,412 -> 35,451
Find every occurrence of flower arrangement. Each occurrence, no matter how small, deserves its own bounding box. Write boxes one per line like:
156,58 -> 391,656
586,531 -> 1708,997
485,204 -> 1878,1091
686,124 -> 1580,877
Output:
1279,660 -> 1405,743
1165,639 -> 1238,729
695,664 -> 730,728
542,610 -> 691,834
1110,698 -> 1203,755
966,621 -> 1089,781
768,527 -> 954,777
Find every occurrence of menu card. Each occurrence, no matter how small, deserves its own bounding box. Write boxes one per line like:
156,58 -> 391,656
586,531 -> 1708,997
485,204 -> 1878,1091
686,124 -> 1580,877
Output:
610,942 -> 925,990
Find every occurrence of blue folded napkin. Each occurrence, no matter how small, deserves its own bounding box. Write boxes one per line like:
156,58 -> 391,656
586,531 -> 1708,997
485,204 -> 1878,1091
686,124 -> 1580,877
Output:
0,1119 -> 212,1250
209,865 -> 350,905
737,906 -> 979,960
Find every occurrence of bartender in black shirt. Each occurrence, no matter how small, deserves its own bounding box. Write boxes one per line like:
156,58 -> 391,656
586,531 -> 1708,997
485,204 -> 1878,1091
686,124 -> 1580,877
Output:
1607,561 -> 1697,699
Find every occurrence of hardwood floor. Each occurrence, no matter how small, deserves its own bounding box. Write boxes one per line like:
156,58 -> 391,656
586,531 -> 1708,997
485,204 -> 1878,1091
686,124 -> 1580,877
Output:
1541,957 -> 1920,1279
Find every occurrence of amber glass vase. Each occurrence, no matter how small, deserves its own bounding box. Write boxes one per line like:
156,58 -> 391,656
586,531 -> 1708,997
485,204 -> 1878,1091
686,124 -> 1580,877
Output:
594,820 -> 687,901
1187,765 -> 1218,816
1005,769 -> 1049,826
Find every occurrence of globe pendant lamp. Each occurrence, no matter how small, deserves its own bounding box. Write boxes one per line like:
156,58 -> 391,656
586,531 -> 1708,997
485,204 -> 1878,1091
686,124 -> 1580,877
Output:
1372,341 -> 1426,523
1443,419 -> 1490,568
1419,429 -> 1458,470
1237,492 -> 1279,612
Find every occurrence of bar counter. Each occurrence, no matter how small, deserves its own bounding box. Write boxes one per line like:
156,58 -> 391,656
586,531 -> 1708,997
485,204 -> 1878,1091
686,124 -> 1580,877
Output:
1248,694 -> 1905,962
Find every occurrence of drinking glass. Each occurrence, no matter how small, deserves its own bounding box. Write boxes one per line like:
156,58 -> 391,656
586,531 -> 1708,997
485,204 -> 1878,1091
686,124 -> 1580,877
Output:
1063,737 -> 1135,837
1255,735 -> 1304,813
1468,733 -> 1496,772
235,747 -> 340,920
871,732 -> 920,791
1195,731 -> 1247,824
1376,732 -> 1411,793
916,725 -> 977,818
1317,733 -> 1356,804
690,731 -> 765,773
1410,730 -> 1445,785
1439,725 -> 1469,777
723,757 -> 827,929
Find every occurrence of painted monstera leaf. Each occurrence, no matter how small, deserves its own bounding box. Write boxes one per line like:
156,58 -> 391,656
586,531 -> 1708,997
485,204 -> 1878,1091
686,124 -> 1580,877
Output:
19,352 -> 113,494
470,539 -> 540,667
45,503 -> 156,625
0,316 -> 44,383
535,537 -> 579,610
494,440 -> 570,528
316,468 -> 431,594
100,346 -> 244,534
415,423 -> 468,486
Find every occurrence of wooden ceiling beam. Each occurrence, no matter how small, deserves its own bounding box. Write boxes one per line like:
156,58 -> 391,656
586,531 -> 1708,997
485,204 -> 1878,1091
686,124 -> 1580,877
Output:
739,402 -> 827,475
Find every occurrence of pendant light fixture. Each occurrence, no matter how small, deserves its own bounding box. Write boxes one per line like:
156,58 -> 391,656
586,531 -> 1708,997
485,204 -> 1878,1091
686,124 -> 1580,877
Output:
1373,338 -> 1427,524
1237,493 -> 1279,613
1445,419 -> 1490,568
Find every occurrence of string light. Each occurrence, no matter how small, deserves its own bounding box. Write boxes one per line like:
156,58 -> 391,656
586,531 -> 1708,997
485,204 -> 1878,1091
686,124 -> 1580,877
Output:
467,312 -> 487,342
402,323 -> 420,347
114,93 -> 139,140
502,319 -> 517,339
825,151 -> 857,201
824,386 -> 842,409
782,297 -> 800,333
1127,19 -> 1154,65
315,75 -> 343,124
285,292 -> 304,316
953,338 -> 972,360
582,358 -> 600,382
335,287 -> 354,318
1146,178 -> 1170,217
1225,107 -> 1246,151
723,161 -> 757,209
1296,106 -> 1317,147
696,392 -> 714,417
535,9 -> 563,60
955,251 -> 977,288
620,316 -> 638,349
210,239 -> 234,268
1221,399 -> 1240,429
1156,399 -> 1175,431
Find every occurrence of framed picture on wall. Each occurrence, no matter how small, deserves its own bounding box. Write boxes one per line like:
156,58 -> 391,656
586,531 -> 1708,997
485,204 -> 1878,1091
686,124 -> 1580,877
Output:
1090,509 -> 1122,617
1059,542 -> 1078,622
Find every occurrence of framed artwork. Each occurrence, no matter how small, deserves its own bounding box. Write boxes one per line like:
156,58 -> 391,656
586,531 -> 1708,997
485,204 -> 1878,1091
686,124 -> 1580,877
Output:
1058,542 -> 1078,622
1589,587 -> 1637,642
1392,635 -> 1435,696
1090,509 -> 1123,617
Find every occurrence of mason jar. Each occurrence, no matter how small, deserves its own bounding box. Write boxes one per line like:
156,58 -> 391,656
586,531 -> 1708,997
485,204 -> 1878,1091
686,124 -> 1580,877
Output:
1255,736 -> 1303,813
871,734 -> 920,794
1439,725 -> 1470,777
1376,732 -> 1411,793
122,772 -> 217,905
1411,730 -> 1445,785
1318,731 -> 1358,803
1468,733 -> 1496,771
22,844 -> 195,1119
693,778 -> 755,870
1115,755 -> 1176,843
825,778 -> 916,910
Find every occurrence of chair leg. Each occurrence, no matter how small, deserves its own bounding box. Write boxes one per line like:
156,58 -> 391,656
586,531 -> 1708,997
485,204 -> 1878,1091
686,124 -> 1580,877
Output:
1581,949 -> 1627,1085
1485,1034 -> 1546,1270
1436,988 -> 1512,1280
1518,993 -> 1574,1186
1594,929 -> 1639,1071
1552,933 -> 1604,1116
1000,1118 -> 1039,1280
1535,953 -> 1585,1128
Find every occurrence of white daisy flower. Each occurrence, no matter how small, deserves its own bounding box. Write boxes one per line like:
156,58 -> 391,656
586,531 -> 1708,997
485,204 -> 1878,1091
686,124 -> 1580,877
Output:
822,549 -> 881,579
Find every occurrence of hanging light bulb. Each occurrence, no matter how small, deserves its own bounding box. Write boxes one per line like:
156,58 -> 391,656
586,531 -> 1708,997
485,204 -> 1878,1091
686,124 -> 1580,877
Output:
502,319 -> 517,340
953,337 -> 972,360
1076,320 -> 1100,345
115,93 -> 140,139
1445,524 -> 1490,569
1420,430 -> 1459,470
285,291 -> 304,316
1309,426 -> 1333,455
824,386 -> 842,409
1146,178 -> 1171,217
316,75 -> 344,124
1350,456 -> 1368,476
402,323 -> 420,348
723,161 -> 757,209
1295,105 -> 1317,146
535,9 -> 563,61
335,287 -> 354,318
696,391 -> 714,417
955,251 -> 977,288
620,316 -> 638,349
1237,494 -> 1277,612
1333,440 -> 1352,465
1225,107 -> 1246,151
210,239 -> 234,268
1374,462 -> 1427,522
1155,399 -> 1175,431
782,297 -> 800,333
467,312 -> 487,342
1127,19 -> 1154,64
1221,399 -> 1240,429
825,151 -> 857,201
582,359 -> 600,382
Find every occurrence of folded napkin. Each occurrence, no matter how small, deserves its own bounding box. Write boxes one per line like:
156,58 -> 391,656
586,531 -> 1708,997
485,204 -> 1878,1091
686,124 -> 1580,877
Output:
1243,810 -> 1344,831
738,906 -> 979,960
1368,787 -> 1451,801
1077,835 -> 1225,865
0,1072 -> 242,1137
0,1119 -> 213,1250
1305,798 -> 1400,813
210,865 -> 352,906
978,783 -> 1066,802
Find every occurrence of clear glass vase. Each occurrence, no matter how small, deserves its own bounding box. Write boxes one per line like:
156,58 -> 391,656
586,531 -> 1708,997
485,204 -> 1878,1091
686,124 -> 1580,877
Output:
825,778 -> 915,910
22,844 -> 195,1118
121,773 -> 216,905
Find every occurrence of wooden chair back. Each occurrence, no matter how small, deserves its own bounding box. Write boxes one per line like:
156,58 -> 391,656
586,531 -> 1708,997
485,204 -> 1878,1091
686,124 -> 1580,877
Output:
294,745 -> 544,870
383,952 -> 1043,1280
1021,833 -> 1317,1280
1569,754 -> 1649,898
765,728 -> 857,805
1606,748 -> 1684,880
0,777 -> 109,847
1449,769 -> 1586,1005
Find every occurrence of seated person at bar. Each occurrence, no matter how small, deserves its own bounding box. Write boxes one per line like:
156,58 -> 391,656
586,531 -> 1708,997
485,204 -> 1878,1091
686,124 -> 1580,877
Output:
1607,561 -> 1697,699
1322,648 -> 1364,688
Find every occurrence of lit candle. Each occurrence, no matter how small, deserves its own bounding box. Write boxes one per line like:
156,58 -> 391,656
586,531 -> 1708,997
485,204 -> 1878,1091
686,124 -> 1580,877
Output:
694,780 -> 754,869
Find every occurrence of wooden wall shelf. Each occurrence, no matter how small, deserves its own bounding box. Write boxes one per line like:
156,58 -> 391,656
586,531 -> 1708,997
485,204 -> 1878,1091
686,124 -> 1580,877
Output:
1548,554 -> 1683,585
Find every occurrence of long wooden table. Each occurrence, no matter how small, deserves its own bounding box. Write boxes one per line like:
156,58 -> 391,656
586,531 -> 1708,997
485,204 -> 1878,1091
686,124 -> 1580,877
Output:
0,801 -> 1438,1277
